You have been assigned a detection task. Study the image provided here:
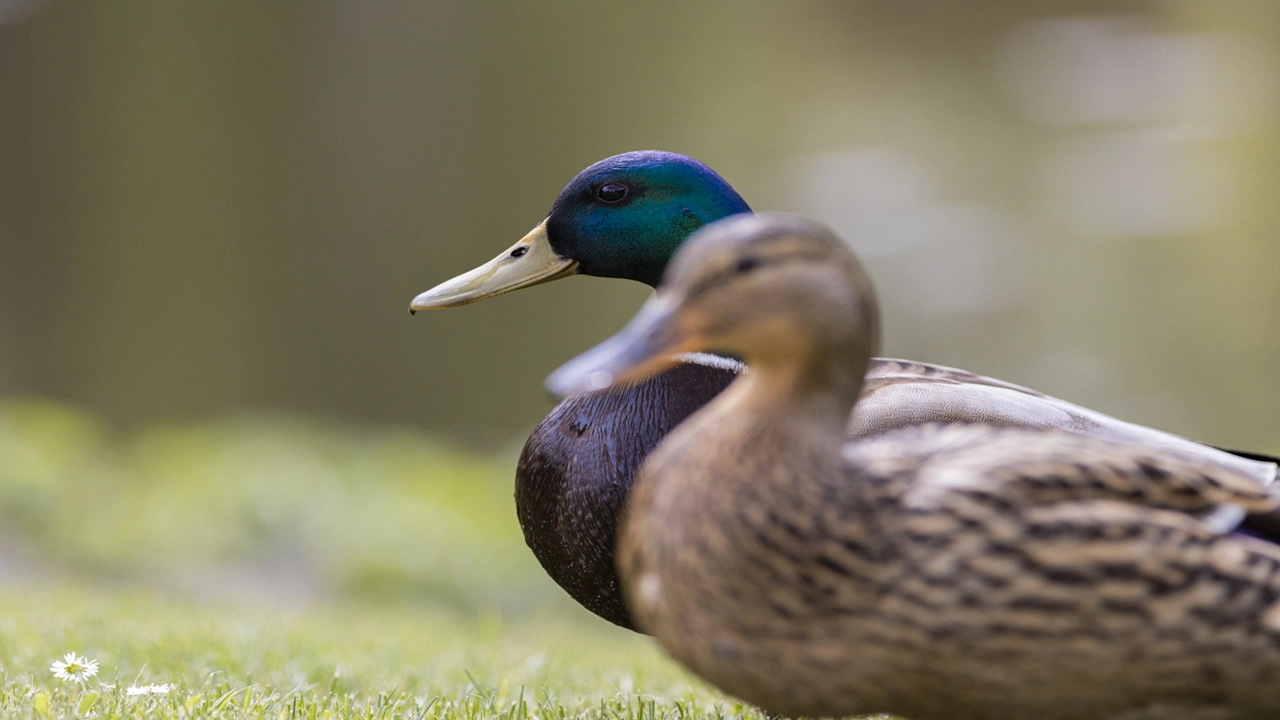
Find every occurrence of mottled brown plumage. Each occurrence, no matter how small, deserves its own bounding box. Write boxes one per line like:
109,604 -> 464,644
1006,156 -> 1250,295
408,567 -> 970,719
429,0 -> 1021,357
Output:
550,213 -> 1280,720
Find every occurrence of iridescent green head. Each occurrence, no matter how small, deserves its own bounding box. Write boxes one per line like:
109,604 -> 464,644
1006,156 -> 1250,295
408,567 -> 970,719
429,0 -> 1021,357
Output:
544,151 -> 752,287
410,151 -> 751,311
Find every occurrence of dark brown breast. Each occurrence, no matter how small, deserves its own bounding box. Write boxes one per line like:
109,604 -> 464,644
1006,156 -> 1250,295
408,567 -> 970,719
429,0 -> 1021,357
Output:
514,359 -> 738,629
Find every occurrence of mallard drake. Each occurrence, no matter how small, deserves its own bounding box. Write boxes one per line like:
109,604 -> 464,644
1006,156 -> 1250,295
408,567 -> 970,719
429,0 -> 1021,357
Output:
410,151 -> 1279,631
548,214 -> 1280,720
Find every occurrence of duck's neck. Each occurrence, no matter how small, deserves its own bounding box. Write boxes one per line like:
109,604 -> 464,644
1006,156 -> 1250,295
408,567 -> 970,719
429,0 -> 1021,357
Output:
720,346 -> 868,439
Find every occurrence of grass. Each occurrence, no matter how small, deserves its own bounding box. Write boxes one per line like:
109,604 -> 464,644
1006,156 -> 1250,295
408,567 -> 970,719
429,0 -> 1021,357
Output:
0,584 -> 768,720
0,399 -> 780,718
0,401 -> 908,719
0,399 -> 554,610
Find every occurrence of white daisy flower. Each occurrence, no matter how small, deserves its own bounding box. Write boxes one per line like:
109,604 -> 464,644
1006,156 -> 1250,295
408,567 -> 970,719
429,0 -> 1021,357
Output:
49,653 -> 99,683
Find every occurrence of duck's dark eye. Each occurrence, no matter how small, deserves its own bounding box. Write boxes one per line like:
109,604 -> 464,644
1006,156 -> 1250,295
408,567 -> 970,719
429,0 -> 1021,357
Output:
510,246 -> 528,258
735,256 -> 760,274
597,183 -> 627,203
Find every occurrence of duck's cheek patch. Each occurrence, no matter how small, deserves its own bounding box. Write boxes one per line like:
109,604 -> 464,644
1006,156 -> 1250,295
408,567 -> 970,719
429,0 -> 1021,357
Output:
637,573 -> 663,608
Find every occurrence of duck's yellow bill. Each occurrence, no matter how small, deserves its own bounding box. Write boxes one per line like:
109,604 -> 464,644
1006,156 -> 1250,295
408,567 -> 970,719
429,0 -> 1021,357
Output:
409,220 -> 579,313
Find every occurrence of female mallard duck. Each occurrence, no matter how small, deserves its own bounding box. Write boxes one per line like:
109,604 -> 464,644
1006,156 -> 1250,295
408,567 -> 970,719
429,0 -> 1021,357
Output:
410,151 -> 1279,631
548,214 -> 1280,720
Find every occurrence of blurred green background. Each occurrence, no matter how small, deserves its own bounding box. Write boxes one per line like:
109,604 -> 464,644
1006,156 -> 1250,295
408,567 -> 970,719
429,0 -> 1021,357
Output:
0,0 -> 1277,609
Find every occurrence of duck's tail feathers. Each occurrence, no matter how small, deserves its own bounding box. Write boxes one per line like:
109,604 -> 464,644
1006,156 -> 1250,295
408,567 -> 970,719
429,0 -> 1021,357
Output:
1214,445 -> 1280,466
1217,445 -> 1280,544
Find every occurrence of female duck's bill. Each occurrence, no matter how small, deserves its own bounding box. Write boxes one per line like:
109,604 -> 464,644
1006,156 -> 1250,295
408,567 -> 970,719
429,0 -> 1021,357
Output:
544,295 -> 692,398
